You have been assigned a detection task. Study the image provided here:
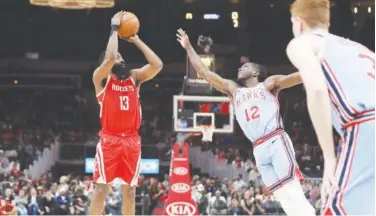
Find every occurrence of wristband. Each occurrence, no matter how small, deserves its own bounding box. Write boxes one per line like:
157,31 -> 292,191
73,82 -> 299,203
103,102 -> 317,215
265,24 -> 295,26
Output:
111,24 -> 119,32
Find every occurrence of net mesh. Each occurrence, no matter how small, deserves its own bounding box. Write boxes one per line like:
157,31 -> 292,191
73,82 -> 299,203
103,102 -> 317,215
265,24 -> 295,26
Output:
200,125 -> 214,142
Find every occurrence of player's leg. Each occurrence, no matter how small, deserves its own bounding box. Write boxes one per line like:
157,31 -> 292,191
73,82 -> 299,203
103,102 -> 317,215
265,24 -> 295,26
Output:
119,136 -> 142,215
324,121 -> 375,215
253,144 -> 286,212
89,183 -> 110,215
89,138 -> 119,215
121,185 -> 136,215
270,133 -> 315,216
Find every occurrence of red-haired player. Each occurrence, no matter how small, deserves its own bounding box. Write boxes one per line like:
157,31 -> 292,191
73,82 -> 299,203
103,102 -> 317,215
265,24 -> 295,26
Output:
287,0 -> 374,215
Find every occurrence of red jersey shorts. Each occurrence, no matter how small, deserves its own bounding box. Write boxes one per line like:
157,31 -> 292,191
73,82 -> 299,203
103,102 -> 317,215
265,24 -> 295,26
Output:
93,132 -> 141,186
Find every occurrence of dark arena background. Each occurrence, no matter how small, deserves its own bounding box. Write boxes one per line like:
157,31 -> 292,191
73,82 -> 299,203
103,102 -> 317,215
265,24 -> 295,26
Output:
0,0 -> 374,215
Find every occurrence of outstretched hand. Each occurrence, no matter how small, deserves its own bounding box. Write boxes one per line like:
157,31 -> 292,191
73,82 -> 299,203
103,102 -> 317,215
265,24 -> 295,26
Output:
176,28 -> 191,49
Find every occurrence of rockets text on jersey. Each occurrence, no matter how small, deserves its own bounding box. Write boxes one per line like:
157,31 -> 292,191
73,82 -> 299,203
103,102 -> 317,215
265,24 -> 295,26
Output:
97,75 -> 141,136
233,83 -> 283,142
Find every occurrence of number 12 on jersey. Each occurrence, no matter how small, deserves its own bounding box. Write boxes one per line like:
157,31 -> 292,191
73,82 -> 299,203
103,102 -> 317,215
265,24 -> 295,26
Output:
245,106 -> 260,121
120,96 -> 129,111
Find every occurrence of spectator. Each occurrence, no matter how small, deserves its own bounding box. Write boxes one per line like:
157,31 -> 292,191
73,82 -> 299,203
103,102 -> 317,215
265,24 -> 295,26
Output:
192,181 -> 202,203
55,188 -> 71,215
233,174 -> 246,191
248,167 -> 263,188
72,197 -> 86,215
209,190 -> 227,215
240,190 -> 254,215
232,156 -> 244,168
27,187 -> 42,215
228,197 -> 242,215
14,189 -> 28,215
196,184 -> 208,215
251,198 -> 265,215
147,178 -> 162,214
105,187 -> 121,215
40,191 -> 57,215
0,151 -> 9,167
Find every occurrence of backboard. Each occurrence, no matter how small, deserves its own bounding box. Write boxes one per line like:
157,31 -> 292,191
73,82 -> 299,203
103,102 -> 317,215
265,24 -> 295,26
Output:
173,95 -> 234,133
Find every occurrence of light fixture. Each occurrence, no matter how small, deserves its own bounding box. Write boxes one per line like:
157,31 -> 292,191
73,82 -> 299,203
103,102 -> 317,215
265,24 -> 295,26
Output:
93,0 -> 114,8
203,14 -> 220,20
30,0 -> 50,6
368,6 -> 372,13
185,13 -> 193,20
231,12 -> 239,28
30,0 -> 114,9
48,0 -> 96,9
353,7 -> 358,14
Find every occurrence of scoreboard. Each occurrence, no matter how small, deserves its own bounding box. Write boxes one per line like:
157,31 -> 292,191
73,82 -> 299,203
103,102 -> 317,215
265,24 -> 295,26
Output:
184,54 -> 215,95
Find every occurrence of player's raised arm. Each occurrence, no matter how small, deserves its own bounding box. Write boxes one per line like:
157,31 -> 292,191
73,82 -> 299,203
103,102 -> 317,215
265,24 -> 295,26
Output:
176,28 -> 237,96
128,35 -> 163,83
265,72 -> 302,91
286,36 -> 335,160
93,11 -> 124,94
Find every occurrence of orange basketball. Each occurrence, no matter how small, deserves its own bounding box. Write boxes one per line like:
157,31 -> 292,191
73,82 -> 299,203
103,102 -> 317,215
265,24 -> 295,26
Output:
118,12 -> 140,39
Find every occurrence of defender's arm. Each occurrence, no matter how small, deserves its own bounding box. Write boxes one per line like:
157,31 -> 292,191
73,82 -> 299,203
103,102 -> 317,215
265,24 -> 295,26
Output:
185,45 -> 237,96
286,35 -> 335,159
130,36 -> 163,83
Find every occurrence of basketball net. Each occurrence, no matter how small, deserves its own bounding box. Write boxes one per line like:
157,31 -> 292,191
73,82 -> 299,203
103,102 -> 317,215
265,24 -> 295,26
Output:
200,125 -> 213,142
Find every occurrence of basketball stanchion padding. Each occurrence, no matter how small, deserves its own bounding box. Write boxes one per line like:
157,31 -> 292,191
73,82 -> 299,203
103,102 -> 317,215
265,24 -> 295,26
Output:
163,143 -> 198,216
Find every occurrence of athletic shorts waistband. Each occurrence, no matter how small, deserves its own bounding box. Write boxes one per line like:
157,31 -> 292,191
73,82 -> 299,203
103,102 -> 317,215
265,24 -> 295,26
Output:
253,128 -> 284,148
99,130 -> 139,138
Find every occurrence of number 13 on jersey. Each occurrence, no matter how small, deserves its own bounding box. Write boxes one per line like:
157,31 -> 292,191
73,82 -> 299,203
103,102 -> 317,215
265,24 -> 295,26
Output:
245,106 -> 260,121
120,96 -> 129,111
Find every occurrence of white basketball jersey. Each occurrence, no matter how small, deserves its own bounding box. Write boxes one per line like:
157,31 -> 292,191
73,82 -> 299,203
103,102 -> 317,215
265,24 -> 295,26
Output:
233,83 -> 283,142
312,30 -> 375,129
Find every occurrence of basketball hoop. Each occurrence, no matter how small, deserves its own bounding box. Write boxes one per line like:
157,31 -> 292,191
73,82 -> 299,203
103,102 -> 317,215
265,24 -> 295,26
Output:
200,125 -> 214,142
29,0 -> 114,9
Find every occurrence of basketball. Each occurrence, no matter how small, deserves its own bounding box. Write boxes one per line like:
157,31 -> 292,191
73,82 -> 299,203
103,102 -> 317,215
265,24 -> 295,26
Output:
118,12 -> 140,39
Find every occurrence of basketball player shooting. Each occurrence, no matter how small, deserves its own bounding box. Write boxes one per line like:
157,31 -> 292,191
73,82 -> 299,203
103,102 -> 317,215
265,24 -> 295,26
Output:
286,0 -> 375,215
177,28 -> 315,216
89,11 -> 163,215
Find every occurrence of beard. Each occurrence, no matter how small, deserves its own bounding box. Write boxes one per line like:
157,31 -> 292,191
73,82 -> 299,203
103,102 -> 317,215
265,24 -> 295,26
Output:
112,62 -> 129,81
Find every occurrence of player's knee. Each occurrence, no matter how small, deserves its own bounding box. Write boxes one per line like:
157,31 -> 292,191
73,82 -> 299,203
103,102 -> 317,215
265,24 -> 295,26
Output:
93,184 -> 110,199
121,185 -> 136,215
122,185 -> 136,199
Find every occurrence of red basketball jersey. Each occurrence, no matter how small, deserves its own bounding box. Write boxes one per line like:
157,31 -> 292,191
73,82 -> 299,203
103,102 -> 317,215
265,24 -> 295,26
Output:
97,75 -> 141,136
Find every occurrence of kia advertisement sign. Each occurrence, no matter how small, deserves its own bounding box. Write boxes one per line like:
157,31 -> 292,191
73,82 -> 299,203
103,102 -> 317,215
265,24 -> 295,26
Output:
166,202 -> 196,215
85,158 -> 160,174
173,167 -> 188,175
163,143 -> 198,215
171,183 -> 190,193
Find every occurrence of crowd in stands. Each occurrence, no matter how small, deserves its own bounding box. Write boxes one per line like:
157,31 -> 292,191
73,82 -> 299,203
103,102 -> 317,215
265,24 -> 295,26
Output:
0,89 -> 94,215
0,86 -> 329,215
148,173 -> 322,215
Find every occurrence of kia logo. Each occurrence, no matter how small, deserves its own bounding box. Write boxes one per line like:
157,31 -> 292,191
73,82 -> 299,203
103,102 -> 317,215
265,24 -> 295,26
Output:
173,167 -> 188,175
171,183 -> 190,193
166,202 -> 195,215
